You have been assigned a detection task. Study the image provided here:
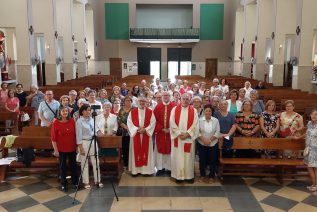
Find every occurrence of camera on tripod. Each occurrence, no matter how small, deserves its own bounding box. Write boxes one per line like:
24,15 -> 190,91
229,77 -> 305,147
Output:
90,105 -> 101,117
90,105 -> 101,110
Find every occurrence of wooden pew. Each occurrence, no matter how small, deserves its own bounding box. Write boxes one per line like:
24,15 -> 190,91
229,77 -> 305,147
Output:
21,126 -> 51,136
218,137 -> 305,183
0,111 -> 19,136
0,136 -> 58,181
97,135 -> 122,178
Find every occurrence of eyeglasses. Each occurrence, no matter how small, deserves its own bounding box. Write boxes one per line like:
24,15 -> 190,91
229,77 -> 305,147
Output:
46,93 -> 53,96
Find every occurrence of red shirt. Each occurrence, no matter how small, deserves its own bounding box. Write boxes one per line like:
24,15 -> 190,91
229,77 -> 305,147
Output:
51,118 -> 77,152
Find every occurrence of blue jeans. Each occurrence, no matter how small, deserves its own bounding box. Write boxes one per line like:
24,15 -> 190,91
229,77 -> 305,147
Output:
197,142 -> 218,178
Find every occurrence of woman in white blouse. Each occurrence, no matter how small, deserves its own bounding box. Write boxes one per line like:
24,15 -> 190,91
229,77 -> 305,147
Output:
197,104 -> 220,183
219,78 -> 229,96
96,102 -> 118,156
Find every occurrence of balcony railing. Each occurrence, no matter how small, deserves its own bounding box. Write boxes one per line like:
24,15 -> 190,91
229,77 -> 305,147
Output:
129,28 -> 200,43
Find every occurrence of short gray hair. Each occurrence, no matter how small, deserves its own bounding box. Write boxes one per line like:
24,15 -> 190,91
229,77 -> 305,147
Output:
103,102 -> 112,108
30,84 -> 38,90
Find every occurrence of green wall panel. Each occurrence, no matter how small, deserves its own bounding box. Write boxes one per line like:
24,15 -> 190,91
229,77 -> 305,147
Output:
105,3 -> 129,40
200,4 -> 224,40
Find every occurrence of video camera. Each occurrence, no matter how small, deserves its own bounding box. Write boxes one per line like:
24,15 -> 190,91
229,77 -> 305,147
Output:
90,105 -> 101,110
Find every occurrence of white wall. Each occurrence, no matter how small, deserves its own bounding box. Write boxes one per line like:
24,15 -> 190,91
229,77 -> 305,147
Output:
244,4 -> 256,62
299,0 -> 317,66
56,0 -> 73,63
234,9 -> 244,61
85,6 -> 95,59
72,2 -> 86,62
256,0 -> 273,63
32,0 -> 57,64
0,0 -> 30,65
136,4 -> 193,28
273,0 -> 297,65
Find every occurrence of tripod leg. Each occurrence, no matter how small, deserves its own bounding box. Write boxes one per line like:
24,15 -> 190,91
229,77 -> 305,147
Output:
72,139 -> 93,204
110,177 -> 119,201
93,137 -> 101,187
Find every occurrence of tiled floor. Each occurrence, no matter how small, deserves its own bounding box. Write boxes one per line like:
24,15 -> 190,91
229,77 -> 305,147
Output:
0,172 -> 317,212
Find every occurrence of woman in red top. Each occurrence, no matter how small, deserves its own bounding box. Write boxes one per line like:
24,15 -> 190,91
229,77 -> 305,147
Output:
51,106 -> 78,192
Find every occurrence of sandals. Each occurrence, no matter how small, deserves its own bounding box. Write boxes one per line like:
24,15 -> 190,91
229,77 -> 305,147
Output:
198,177 -> 205,183
95,182 -> 104,188
84,182 -> 103,189
307,185 -> 317,192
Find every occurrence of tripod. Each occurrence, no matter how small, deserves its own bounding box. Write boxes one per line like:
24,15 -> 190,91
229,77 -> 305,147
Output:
72,107 -> 119,204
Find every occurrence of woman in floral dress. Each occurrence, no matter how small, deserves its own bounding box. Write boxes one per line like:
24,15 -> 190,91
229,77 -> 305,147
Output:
260,100 -> 280,138
304,109 -> 317,192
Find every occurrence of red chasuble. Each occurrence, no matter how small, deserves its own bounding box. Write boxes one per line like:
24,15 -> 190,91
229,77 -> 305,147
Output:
153,102 -> 176,154
131,107 -> 153,167
174,105 -> 194,153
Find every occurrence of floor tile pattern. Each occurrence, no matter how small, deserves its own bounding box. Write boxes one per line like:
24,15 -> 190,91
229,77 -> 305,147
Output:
0,173 -> 317,211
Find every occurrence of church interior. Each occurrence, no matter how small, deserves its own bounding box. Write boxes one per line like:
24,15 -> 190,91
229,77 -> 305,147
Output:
1,0 -> 317,211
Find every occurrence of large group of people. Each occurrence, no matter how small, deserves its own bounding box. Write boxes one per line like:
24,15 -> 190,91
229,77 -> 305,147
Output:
0,77 -> 316,192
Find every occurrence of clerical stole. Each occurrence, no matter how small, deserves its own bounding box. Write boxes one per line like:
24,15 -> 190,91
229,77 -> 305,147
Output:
131,108 -> 152,167
174,105 -> 194,153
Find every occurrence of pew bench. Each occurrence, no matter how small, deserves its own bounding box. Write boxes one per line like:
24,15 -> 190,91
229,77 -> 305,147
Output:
218,137 -> 306,184
0,136 -> 58,181
0,111 -> 19,136
97,135 -> 122,178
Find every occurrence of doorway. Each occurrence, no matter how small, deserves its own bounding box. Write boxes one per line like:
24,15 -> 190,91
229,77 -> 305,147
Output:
110,58 -> 122,80
57,37 -> 64,82
35,34 -> 46,86
167,48 -> 192,83
137,48 -> 161,76
283,35 -> 295,87
205,58 -> 218,80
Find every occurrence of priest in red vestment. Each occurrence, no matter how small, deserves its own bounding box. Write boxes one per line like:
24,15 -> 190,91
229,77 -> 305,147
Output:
127,95 -> 156,175
153,91 -> 176,175
170,93 -> 199,183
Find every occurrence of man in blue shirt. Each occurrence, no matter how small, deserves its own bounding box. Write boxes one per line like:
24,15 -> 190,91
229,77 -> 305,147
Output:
38,90 -> 60,127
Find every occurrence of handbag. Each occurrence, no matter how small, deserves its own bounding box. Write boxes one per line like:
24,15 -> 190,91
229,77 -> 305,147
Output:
21,112 -> 30,122
280,127 -> 292,138
280,115 -> 299,138
303,146 -> 310,157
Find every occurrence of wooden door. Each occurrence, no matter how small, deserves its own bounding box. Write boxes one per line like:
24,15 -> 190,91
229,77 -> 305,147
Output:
283,62 -> 292,87
205,58 -> 218,79
36,63 -> 43,86
110,58 -> 122,80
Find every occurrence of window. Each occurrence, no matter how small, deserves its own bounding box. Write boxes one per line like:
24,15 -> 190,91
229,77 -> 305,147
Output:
180,61 -> 192,75
150,61 -> 160,80
168,61 -> 179,83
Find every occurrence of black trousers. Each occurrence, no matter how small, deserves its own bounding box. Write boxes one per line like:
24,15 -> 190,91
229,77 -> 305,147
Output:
122,136 -> 130,167
197,142 -> 218,178
59,151 -> 78,186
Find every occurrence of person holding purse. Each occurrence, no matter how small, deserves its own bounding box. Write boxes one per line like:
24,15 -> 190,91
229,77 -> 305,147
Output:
279,100 -> 304,158
279,100 -> 304,138
304,109 -> 317,192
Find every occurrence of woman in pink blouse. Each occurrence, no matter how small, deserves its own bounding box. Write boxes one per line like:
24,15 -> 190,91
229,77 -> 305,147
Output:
0,82 -> 9,106
5,89 -> 20,114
